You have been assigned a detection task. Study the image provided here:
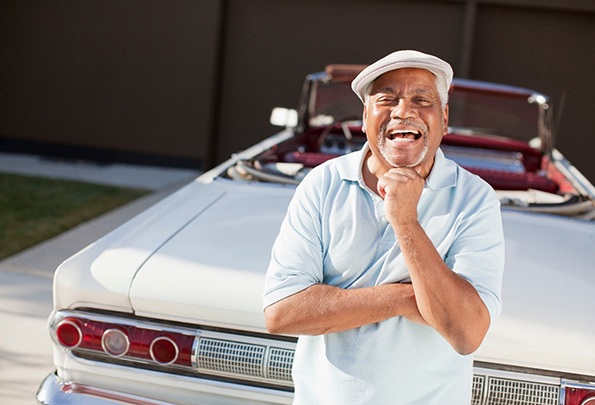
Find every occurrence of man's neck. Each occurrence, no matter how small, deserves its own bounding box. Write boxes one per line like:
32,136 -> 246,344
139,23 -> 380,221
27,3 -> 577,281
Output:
362,150 -> 385,196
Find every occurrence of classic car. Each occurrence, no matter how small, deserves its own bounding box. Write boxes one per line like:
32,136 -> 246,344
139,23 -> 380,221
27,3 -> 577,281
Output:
38,64 -> 595,404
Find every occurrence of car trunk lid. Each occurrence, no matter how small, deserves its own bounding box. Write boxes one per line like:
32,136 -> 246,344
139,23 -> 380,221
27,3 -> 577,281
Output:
128,180 -> 294,332
477,209 -> 595,378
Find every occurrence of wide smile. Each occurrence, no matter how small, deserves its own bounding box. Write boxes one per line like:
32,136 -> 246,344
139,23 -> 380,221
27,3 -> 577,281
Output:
385,129 -> 423,143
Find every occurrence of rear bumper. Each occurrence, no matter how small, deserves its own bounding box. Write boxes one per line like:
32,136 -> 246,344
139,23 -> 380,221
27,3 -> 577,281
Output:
37,371 -> 171,404
37,369 -> 293,405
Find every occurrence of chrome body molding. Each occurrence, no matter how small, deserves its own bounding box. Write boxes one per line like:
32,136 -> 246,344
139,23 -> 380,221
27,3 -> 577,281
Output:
37,371 -> 169,405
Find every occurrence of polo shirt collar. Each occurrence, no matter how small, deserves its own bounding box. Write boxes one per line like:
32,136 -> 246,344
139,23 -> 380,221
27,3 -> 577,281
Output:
426,148 -> 458,190
336,143 -> 458,190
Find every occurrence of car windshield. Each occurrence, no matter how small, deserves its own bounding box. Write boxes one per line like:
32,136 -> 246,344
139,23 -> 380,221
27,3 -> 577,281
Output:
308,80 -> 363,127
448,86 -> 541,143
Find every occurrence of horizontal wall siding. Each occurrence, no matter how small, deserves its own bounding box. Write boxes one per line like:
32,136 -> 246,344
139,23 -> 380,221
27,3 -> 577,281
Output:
471,4 -> 595,181
0,0 -> 222,166
0,0 -> 593,181
214,0 -> 462,166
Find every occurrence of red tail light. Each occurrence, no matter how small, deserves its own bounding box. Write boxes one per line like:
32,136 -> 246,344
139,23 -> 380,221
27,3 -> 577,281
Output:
52,315 -> 194,368
55,319 -> 83,348
150,337 -> 179,365
565,384 -> 595,405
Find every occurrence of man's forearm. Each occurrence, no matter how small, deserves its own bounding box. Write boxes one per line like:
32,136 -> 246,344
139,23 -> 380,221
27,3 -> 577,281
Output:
394,221 -> 490,355
264,282 -> 422,336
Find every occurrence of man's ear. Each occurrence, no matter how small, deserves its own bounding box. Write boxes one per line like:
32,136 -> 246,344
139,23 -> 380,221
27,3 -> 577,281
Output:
442,104 -> 449,134
362,106 -> 368,133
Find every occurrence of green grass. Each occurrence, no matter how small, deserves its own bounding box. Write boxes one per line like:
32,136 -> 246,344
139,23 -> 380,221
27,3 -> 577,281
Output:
0,173 -> 149,260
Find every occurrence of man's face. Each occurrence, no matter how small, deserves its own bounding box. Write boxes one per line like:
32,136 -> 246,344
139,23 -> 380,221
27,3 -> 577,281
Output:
363,68 -> 448,177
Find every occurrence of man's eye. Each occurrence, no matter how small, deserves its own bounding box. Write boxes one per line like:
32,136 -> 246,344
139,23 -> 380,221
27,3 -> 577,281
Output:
375,96 -> 396,104
413,97 -> 432,105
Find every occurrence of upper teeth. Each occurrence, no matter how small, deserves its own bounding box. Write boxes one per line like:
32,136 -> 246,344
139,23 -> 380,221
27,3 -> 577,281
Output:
387,129 -> 420,140
391,129 -> 420,135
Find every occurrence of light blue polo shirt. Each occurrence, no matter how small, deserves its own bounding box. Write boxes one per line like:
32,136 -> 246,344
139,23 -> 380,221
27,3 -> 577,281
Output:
263,144 -> 504,404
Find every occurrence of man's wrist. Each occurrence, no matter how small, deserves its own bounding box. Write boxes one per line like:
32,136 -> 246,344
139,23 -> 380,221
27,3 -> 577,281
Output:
390,218 -> 421,234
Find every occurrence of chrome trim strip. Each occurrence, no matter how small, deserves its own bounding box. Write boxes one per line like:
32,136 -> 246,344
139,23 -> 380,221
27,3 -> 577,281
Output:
50,310 -> 199,336
37,371 -> 168,405
552,149 -> 595,200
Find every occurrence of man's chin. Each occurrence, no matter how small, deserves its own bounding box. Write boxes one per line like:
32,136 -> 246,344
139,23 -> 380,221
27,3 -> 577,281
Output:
380,144 -> 428,169
382,153 -> 423,168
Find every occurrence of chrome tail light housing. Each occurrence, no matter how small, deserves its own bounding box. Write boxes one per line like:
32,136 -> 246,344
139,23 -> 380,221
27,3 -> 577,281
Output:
49,310 -> 295,390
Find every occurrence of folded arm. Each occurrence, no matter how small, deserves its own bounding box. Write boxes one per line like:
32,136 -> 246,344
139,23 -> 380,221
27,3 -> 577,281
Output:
264,282 -> 424,336
394,221 -> 490,355
379,166 -> 492,355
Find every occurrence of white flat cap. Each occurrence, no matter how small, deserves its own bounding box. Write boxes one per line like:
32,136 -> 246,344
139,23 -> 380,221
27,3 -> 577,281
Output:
351,50 -> 453,105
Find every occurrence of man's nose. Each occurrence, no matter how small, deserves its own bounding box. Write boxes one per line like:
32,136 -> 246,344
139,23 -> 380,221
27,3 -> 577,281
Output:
390,99 -> 416,119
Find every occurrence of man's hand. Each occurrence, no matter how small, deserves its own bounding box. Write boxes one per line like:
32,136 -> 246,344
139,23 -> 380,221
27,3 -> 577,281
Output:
377,166 -> 424,227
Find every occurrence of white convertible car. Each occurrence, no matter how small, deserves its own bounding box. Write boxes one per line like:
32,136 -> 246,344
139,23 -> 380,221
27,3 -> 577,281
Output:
38,65 -> 595,404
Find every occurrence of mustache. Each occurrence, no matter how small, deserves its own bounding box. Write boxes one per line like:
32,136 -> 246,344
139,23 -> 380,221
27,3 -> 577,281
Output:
379,119 -> 428,136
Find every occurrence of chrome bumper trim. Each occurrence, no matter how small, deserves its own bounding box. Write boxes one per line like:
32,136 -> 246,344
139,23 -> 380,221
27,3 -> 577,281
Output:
37,371 -> 170,405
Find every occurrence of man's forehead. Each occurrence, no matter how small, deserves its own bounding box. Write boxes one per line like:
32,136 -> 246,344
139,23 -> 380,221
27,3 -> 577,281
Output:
374,68 -> 436,85
370,69 -> 439,94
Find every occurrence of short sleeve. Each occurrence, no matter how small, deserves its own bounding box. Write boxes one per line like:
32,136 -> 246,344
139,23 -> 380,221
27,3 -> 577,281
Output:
445,195 -> 505,321
262,172 -> 325,309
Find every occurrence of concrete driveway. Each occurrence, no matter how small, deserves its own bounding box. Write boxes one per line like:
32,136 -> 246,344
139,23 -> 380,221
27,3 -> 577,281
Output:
0,154 -> 200,404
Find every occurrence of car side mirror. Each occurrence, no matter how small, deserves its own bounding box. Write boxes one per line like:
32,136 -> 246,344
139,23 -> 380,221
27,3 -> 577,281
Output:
270,107 -> 298,128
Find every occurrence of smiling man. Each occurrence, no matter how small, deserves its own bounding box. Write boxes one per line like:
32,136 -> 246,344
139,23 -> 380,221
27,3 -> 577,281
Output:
263,50 -> 505,404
